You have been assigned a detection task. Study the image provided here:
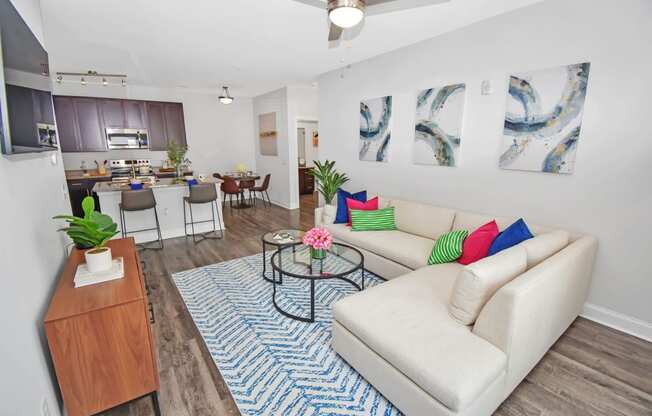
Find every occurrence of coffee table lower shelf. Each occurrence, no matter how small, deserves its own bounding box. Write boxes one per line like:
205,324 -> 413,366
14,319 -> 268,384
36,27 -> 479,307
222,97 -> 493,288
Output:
269,242 -> 365,323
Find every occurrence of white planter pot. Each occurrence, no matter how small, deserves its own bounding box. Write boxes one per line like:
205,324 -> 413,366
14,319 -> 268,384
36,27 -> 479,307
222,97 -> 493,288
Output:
85,247 -> 113,273
322,204 -> 337,225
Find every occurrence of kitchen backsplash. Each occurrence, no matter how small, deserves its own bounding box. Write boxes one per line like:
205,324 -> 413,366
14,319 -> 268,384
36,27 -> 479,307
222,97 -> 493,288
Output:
62,150 -> 170,170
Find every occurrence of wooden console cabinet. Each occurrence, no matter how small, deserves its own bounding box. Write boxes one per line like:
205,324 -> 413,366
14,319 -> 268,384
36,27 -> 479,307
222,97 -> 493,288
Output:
44,238 -> 160,416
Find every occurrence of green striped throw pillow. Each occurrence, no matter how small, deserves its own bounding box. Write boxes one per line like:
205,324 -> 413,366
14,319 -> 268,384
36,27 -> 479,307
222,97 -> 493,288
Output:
428,230 -> 469,265
350,207 -> 397,231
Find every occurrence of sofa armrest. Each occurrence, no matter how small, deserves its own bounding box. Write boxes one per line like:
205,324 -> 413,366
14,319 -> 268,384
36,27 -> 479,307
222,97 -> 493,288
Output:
314,207 -> 324,227
472,235 -> 598,392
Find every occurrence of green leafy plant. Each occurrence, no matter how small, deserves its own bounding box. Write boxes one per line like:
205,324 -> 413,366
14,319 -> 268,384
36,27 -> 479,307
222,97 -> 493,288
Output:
167,141 -> 190,175
53,196 -> 119,249
309,160 -> 349,205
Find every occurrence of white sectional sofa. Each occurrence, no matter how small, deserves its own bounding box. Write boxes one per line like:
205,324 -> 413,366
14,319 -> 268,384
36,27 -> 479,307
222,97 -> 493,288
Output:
315,197 -> 598,416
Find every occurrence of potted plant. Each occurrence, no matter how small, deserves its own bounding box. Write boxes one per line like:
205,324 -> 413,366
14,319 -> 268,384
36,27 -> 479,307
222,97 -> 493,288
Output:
167,141 -> 190,180
309,160 -> 349,224
53,196 -> 120,273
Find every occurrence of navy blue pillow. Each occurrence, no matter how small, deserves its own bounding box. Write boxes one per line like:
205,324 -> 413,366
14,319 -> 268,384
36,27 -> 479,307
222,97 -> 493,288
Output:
488,218 -> 533,256
335,189 -> 367,224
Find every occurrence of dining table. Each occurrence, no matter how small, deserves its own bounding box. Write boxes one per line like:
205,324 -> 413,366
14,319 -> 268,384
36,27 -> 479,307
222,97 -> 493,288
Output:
222,172 -> 261,209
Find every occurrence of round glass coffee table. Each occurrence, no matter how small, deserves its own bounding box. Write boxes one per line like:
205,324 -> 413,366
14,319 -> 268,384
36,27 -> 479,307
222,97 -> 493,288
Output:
270,242 -> 365,323
261,229 -> 305,283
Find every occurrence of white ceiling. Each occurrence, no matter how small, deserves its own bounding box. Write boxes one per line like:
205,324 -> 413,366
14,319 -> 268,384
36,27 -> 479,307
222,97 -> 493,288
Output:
40,0 -> 543,97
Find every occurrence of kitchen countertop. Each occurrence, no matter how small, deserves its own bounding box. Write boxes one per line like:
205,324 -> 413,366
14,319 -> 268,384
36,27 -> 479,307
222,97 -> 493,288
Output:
65,169 -> 112,181
93,177 -> 222,194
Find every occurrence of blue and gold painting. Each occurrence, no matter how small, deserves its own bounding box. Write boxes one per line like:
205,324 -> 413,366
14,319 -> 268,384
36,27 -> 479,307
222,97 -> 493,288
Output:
360,96 -> 392,162
500,62 -> 591,174
414,83 -> 466,166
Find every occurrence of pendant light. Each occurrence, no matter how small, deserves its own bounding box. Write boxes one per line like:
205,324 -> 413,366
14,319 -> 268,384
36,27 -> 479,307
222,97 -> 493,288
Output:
219,86 -> 234,105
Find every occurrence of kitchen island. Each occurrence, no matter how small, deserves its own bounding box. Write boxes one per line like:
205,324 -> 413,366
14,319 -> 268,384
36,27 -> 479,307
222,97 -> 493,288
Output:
94,178 -> 224,243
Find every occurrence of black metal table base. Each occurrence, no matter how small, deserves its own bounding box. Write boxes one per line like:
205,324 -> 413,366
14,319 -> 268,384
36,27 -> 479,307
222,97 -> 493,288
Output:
270,249 -> 365,323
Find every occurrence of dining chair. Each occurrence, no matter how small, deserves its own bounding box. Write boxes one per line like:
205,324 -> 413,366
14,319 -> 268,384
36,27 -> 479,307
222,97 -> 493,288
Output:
250,174 -> 272,208
238,178 -> 255,205
220,177 -> 241,209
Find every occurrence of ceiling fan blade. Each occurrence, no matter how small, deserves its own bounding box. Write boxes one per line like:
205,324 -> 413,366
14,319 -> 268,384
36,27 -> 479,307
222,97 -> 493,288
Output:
292,0 -> 327,9
366,0 -> 449,16
328,23 -> 344,41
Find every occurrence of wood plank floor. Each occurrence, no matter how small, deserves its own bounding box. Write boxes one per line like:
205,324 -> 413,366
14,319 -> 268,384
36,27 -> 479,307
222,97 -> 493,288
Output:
101,194 -> 652,416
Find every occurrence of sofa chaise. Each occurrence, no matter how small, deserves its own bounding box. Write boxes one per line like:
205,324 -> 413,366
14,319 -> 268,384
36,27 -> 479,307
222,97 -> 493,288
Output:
315,197 -> 598,416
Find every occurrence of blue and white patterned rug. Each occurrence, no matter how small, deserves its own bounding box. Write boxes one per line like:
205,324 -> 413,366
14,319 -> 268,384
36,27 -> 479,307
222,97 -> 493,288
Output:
172,251 -> 402,416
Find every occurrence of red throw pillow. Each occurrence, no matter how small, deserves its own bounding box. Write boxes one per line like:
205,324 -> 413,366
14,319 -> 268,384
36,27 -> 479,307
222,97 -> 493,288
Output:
458,220 -> 500,265
346,197 -> 379,226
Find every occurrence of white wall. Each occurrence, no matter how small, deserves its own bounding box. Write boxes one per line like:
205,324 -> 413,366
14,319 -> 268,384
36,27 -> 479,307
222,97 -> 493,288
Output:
318,0 -> 652,338
54,83 -> 256,177
252,87 -> 292,208
0,1 -> 69,415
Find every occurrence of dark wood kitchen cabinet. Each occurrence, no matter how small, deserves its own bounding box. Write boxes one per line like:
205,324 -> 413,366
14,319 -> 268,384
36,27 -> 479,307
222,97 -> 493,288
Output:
5,85 -> 55,147
124,100 -> 146,129
146,101 -> 186,151
100,99 -> 146,130
32,89 -> 55,124
163,102 -> 186,147
54,96 -> 106,152
55,96 -> 186,153
145,102 -> 167,151
74,98 -> 106,152
100,99 -> 125,128
298,167 -> 315,195
53,96 -> 81,152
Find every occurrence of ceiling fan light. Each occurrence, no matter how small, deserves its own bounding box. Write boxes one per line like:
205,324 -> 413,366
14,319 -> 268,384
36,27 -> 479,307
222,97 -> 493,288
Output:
329,1 -> 365,28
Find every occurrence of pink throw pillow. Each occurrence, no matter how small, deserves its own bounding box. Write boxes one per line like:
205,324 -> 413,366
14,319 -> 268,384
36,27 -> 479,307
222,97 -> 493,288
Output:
346,197 -> 379,226
458,220 -> 500,265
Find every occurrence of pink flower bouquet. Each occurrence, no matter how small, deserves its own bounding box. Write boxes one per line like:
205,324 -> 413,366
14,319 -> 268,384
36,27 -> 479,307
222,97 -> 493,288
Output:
303,227 -> 332,259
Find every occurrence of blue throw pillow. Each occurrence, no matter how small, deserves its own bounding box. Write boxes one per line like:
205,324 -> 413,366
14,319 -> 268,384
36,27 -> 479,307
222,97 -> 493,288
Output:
335,189 -> 367,224
488,218 -> 533,256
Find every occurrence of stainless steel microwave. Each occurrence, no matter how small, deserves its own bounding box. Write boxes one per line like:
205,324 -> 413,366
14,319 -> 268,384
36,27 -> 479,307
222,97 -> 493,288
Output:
106,128 -> 149,150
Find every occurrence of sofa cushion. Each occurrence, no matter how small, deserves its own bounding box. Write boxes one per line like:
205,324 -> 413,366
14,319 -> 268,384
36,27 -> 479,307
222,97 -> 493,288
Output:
325,223 -> 433,270
458,220 -> 499,265
336,189 -> 366,224
449,245 -> 527,325
521,230 -> 570,268
428,230 -> 468,265
386,198 -> 455,240
488,218 -> 534,256
350,207 -> 397,231
333,264 -> 507,411
346,196 -> 378,226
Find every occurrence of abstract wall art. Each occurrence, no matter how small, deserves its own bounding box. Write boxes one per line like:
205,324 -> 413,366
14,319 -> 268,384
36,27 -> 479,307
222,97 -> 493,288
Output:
258,112 -> 278,156
414,83 -> 466,166
499,62 -> 591,174
359,96 -> 392,162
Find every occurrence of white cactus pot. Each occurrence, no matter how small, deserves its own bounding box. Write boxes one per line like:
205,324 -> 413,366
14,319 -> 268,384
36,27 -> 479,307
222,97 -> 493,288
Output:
84,247 -> 113,273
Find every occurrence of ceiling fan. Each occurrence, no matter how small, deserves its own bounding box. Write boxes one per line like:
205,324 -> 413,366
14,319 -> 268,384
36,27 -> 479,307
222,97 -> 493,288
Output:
293,0 -> 449,41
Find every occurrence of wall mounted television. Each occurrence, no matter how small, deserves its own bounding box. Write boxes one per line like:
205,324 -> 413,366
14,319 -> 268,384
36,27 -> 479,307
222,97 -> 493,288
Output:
0,0 -> 57,155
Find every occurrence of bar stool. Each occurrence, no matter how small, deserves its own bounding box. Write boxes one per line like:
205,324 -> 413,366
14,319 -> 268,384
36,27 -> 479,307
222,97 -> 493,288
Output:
119,189 -> 164,250
183,183 -> 224,243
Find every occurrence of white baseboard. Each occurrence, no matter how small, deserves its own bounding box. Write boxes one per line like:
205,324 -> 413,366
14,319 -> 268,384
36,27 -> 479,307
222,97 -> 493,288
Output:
581,303 -> 652,342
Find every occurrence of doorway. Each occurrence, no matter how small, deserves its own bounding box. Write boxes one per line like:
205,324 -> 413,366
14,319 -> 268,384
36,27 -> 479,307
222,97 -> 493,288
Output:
297,121 -> 319,207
